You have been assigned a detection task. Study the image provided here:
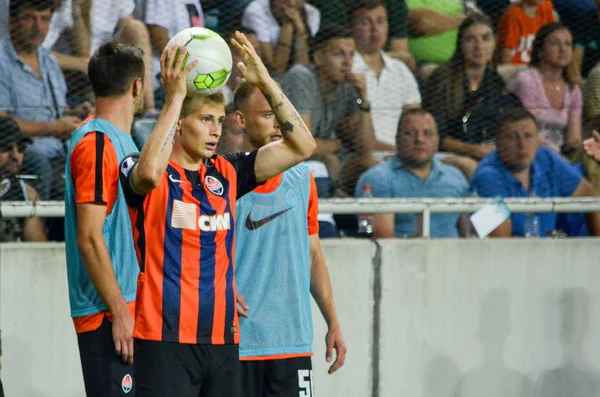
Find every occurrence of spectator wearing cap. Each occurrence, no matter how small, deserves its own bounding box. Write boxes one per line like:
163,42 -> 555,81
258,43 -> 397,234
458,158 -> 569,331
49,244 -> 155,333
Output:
0,117 -> 47,242
470,107 -> 600,237
349,0 -> 421,151
356,108 -> 468,238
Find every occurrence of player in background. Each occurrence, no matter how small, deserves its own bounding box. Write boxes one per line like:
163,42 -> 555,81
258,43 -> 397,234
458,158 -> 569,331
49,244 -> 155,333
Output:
118,32 -> 316,396
64,42 -> 191,396
232,80 -> 347,397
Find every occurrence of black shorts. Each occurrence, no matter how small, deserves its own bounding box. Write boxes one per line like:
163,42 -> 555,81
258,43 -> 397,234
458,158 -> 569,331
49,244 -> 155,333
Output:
77,316 -> 135,396
234,356 -> 314,397
134,339 -> 239,397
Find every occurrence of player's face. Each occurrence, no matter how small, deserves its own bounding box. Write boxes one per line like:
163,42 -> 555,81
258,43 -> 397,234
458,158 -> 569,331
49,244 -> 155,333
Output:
179,103 -> 226,160
10,7 -> 52,49
540,28 -> 573,68
0,142 -> 25,176
352,5 -> 389,53
461,23 -> 495,67
316,38 -> 356,84
216,113 -> 246,154
396,113 -> 439,168
496,119 -> 539,173
239,89 -> 282,148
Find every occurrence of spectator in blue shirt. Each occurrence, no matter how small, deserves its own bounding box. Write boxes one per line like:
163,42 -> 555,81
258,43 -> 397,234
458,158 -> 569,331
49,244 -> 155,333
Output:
356,108 -> 469,238
0,0 -> 82,198
471,107 -> 600,237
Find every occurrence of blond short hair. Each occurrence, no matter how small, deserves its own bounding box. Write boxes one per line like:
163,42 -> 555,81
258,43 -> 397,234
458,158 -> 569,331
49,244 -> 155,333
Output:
180,91 -> 227,118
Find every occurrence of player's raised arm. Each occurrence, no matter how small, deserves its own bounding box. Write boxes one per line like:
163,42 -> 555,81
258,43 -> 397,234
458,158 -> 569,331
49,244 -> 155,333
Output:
231,31 -> 316,183
130,46 -> 197,193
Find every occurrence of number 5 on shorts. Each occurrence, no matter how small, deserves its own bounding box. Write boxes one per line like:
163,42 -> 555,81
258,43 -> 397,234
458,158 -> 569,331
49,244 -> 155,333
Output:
298,369 -> 314,397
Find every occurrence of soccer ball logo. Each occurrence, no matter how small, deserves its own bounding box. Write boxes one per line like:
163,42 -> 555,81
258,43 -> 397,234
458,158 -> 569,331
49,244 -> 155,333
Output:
166,27 -> 233,96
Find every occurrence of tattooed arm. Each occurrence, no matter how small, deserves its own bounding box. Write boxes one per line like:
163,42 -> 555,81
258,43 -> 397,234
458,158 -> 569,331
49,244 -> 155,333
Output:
231,31 -> 316,182
131,45 -> 196,194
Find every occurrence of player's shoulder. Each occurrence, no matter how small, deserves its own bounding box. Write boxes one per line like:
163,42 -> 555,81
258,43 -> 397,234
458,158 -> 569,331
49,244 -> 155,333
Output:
75,131 -> 114,147
118,152 -> 139,179
213,152 -> 250,178
283,163 -> 311,183
71,132 -> 116,163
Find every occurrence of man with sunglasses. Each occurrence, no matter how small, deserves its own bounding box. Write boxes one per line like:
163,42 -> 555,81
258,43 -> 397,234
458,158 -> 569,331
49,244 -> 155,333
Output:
0,116 -> 47,242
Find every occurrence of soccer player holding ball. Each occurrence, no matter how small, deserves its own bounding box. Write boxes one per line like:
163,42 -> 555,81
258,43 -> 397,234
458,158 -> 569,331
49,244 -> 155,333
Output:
232,78 -> 347,396
118,31 -> 316,396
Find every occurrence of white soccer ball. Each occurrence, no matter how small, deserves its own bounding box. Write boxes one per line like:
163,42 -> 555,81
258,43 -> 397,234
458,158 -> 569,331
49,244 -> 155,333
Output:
166,27 -> 233,96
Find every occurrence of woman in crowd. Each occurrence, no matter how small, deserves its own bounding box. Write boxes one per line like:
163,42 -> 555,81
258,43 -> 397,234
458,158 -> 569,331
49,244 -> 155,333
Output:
422,13 -> 510,178
508,22 -> 582,158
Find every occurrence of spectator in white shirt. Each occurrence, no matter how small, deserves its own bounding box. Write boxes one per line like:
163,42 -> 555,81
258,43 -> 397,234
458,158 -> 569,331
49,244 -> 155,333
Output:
242,0 -> 320,76
350,0 -> 421,151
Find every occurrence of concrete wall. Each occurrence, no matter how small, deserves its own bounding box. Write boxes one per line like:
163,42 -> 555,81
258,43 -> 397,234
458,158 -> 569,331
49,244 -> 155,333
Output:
3,240 -> 600,396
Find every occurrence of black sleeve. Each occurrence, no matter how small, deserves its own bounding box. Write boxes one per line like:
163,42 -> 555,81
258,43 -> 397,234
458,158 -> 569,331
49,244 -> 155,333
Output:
118,153 -> 147,208
222,149 -> 262,199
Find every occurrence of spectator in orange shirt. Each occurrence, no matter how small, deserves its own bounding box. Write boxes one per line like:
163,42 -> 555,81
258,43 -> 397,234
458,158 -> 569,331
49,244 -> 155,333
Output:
497,0 -> 556,65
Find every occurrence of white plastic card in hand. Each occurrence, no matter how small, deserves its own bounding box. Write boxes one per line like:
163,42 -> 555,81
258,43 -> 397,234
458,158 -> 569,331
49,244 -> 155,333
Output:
469,202 -> 511,238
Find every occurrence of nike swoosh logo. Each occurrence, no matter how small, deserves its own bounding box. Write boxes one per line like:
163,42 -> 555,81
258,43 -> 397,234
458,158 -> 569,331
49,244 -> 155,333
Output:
169,174 -> 189,184
245,208 -> 292,230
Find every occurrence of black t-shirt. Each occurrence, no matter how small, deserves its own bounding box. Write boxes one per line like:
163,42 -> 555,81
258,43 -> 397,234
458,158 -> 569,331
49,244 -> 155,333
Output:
424,67 -> 510,145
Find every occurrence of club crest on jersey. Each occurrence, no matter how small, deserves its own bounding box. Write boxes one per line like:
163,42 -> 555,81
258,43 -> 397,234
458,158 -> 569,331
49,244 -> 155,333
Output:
205,175 -> 223,196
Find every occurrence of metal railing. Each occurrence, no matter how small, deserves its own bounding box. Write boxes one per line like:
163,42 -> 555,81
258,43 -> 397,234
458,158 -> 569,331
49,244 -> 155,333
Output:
3,198 -> 600,237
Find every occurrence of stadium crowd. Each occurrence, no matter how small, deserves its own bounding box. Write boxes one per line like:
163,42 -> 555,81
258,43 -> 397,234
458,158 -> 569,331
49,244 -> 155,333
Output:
1,0 -> 600,240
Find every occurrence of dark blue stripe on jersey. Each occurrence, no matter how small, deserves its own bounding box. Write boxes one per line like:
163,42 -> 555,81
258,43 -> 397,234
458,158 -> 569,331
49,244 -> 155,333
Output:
192,180 -> 217,343
162,166 -> 183,342
220,174 -> 235,342
135,203 -> 147,272
94,133 -> 104,203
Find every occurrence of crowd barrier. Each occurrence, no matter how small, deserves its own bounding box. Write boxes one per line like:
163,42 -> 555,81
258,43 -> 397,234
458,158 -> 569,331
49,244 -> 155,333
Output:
2,239 -> 600,396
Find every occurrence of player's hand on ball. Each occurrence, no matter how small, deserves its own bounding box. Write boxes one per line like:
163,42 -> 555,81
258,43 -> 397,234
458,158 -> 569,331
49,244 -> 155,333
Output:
160,45 -> 198,99
230,31 -> 270,88
325,323 -> 347,374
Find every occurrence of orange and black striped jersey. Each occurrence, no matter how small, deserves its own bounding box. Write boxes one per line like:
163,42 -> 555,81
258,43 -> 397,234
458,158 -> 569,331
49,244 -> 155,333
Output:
70,131 -> 136,334
119,151 -> 261,345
